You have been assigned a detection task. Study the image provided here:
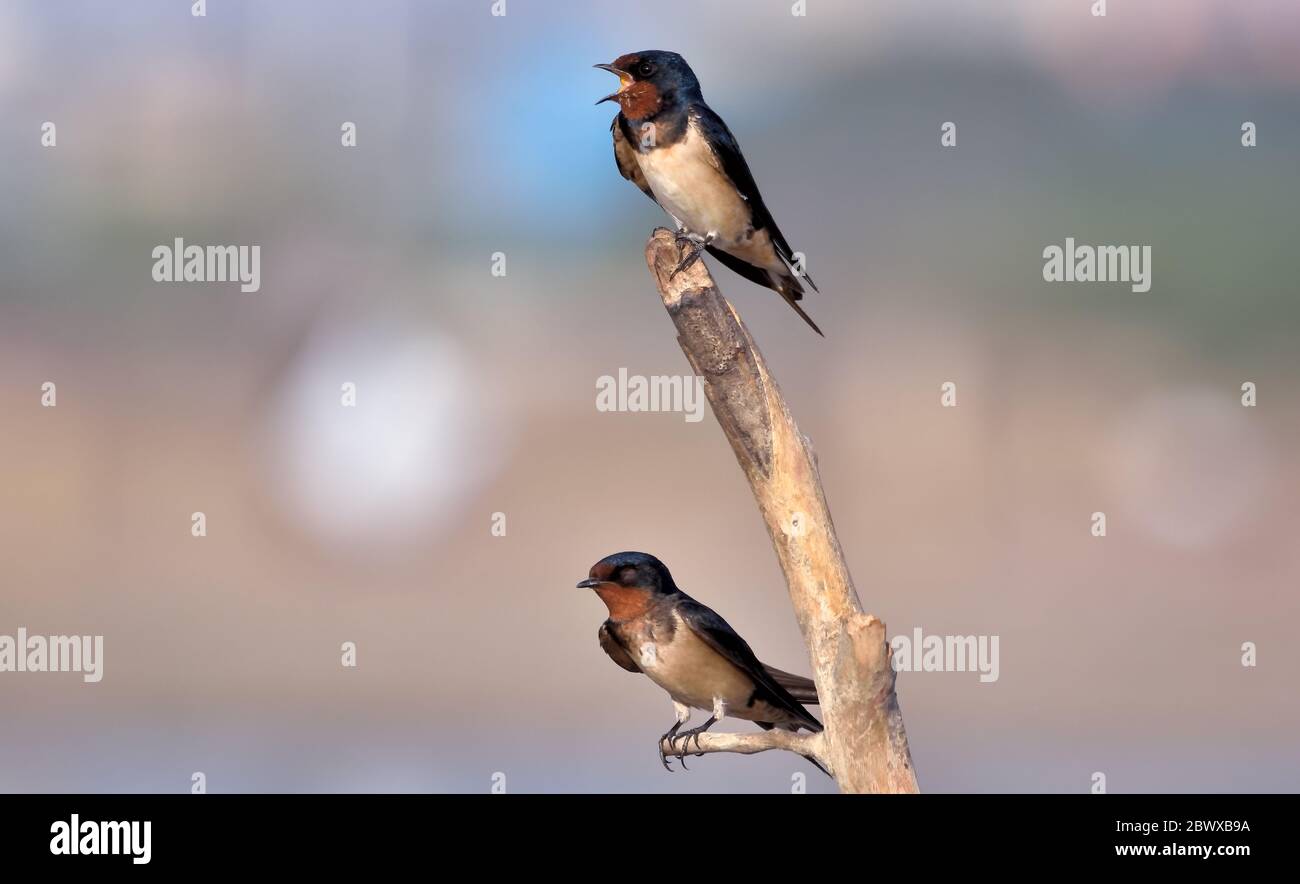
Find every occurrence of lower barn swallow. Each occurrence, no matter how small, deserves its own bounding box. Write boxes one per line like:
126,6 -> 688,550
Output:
596,50 -> 824,336
578,551 -> 826,772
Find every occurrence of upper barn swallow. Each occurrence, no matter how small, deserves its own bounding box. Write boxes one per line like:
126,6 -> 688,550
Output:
596,50 -> 824,335
578,551 -> 827,772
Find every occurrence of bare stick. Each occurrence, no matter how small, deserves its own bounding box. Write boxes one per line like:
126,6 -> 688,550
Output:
645,229 -> 919,793
660,730 -> 826,765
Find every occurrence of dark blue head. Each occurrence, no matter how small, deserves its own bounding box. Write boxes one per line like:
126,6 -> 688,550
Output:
595,50 -> 702,120
577,551 -> 677,594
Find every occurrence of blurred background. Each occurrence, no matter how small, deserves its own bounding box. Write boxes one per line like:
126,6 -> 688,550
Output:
1,0 -> 1297,793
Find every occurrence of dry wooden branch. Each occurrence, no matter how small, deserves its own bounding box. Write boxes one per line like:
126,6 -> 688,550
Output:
644,228 -> 919,794
659,729 -> 826,764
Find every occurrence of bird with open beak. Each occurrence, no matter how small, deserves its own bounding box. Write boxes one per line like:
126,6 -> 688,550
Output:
595,50 -> 824,335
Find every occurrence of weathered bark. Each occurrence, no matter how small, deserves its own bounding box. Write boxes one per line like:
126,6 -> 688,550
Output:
645,228 -> 919,793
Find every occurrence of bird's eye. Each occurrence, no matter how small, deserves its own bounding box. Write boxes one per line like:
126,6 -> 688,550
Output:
620,567 -> 638,584
637,62 -> 656,78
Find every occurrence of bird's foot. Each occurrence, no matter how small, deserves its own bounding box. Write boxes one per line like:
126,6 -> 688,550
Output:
673,227 -> 701,248
670,232 -> 714,279
658,721 -> 685,772
668,715 -> 717,761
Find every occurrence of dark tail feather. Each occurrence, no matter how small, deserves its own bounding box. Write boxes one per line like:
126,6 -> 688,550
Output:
775,240 -> 820,294
705,245 -> 823,337
759,691 -> 823,736
803,753 -> 832,778
763,664 -> 819,705
772,266 -> 823,336
780,290 -> 824,337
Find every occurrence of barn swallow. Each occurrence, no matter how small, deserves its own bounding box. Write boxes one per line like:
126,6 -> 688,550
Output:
578,551 -> 825,772
596,50 -> 824,336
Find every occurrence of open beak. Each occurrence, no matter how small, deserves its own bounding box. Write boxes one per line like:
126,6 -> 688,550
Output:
594,63 -> 631,105
576,578 -> 604,589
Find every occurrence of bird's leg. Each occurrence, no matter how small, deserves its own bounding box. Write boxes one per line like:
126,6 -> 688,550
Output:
671,716 -> 716,761
670,231 -> 714,279
671,697 -> 726,760
658,701 -> 692,772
